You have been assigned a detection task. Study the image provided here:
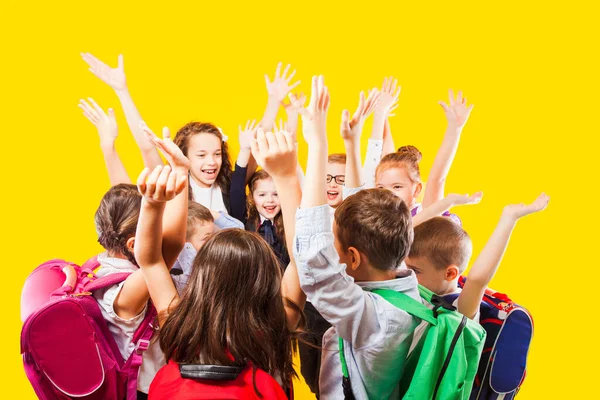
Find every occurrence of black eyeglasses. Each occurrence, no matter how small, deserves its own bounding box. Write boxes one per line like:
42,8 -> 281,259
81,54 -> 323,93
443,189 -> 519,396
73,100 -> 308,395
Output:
326,174 -> 345,185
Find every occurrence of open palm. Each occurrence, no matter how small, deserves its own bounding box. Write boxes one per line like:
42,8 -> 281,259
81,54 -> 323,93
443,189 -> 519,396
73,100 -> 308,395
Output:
81,53 -> 127,91
439,89 -> 473,129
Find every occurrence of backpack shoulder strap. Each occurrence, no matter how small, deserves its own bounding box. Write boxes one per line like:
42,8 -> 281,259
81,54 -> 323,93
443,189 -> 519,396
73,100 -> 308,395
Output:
338,288 -> 437,387
372,289 -> 437,325
84,272 -> 132,293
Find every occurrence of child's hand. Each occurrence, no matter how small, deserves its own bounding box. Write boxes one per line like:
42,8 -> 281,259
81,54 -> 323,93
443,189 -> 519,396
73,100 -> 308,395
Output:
448,191 -> 484,206
238,120 -> 258,151
341,89 -> 380,141
503,193 -> 550,220
251,128 -> 297,179
141,122 -> 191,172
282,93 -> 306,117
137,165 -> 188,204
265,63 -> 301,102
81,53 -> 127,92
290,75 -> 330,144
374,76 -> 401,118
439,89 -> 474,131
79,98 -> 118,150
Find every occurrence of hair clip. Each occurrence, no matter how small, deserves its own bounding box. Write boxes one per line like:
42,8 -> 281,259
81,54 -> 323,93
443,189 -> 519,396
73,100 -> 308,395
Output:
217,127 -> 228,143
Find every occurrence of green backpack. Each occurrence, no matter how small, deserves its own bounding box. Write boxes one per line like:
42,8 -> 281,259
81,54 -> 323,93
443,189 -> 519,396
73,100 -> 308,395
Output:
339,285 -> 486,399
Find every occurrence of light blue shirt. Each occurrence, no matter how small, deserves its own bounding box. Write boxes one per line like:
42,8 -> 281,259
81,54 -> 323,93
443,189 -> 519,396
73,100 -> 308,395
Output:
294,205 -> 420,399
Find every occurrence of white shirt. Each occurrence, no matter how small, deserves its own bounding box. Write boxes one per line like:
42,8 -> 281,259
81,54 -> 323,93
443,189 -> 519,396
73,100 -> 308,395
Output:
93,253 -> 165,394
363,138 -> 384,188
190,178 -> 227,213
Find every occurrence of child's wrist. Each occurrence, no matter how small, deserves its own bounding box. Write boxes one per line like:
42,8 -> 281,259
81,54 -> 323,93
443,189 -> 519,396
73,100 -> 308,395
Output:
446,123 -> 463,134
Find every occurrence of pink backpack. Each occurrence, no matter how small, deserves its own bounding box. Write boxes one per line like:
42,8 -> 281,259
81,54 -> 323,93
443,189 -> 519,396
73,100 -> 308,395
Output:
20,257 -> 156,400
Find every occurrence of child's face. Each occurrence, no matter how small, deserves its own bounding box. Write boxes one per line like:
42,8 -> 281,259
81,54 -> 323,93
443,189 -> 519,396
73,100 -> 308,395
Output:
252,177 -> 281,220
187,133 -> 223,188
376,167 -> 419,208
326,162 -> 346,208
189,221 -> 215,251
404,256 -> 451,295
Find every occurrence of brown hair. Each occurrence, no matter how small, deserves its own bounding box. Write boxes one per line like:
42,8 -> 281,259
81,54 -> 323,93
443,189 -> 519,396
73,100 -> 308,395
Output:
94,184 -> 141,266
187,202 -> 215,240
158,229 -> 298,393
174,122 -> 232,196
246,170 -> 286,249
328,153 -> 347,164
410,217 -> 472,273
334,189 -> 413,270
376,145 -> 422,184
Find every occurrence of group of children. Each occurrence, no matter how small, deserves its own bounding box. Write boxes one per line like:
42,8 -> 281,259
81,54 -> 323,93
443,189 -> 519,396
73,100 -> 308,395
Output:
46,53 -> 548,399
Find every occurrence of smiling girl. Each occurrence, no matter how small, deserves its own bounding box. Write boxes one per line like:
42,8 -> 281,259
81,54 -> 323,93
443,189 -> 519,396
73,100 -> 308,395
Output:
246,170 -> 289,268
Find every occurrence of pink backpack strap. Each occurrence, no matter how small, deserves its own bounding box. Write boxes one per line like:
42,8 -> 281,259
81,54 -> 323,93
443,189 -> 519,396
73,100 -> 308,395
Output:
84,273 -> 132,293
124,303 -> 158,399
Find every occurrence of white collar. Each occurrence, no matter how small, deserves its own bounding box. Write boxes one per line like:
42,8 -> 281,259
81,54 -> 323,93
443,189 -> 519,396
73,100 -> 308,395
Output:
97,252 -> 137,272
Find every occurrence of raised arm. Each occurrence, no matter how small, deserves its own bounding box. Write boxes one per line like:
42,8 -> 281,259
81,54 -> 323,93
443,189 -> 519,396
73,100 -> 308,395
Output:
382,118 -> 396,157
81,53 -> 163,169
365,77 -> 399,186
261,63 -> 300,131
251,128 -> 303,329
412,191 -> 483,227
79,98 -> 131,185
342,89 -> 381,189
135,165 -> 188,324
458,193 -> 549,319
230,120 -> 258,222
422,90 -> 474,208
142,124 -> 191,269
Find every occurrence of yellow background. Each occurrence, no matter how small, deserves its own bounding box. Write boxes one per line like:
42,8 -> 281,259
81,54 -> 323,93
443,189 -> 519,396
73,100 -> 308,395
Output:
1,1 -> 597,398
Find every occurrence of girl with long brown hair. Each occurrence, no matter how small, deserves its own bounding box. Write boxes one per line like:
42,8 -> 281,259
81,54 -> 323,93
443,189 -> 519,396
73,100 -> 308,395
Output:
135,128 -> 306,399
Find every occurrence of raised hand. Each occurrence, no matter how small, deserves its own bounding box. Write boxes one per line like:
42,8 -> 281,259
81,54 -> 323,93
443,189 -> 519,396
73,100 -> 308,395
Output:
447,191 -> 484,206
374,76 -> 401,117
137,165 -> 187,204
141,122 -> 190,172
341,89 -> 380,141
282,92 -> 306,117
81,53 -> 127,92
439,89 -> 474,130
503,193 -> 550,220
265,63 -> 301,102
289,75 -> 330,143
79,98 -> 118,149
238,119 -> 258,150
251,129 -> 297,179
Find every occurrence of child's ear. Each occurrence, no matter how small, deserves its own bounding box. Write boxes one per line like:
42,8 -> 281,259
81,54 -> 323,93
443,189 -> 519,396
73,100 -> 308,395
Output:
348,247 -> 362,271
413,182 -> 423,199
445,265 -> 460,281
126,237 -> 135,252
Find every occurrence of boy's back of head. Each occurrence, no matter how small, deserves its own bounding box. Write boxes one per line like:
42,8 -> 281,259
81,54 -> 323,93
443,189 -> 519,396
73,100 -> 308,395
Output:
410,217 -> 472,273
187,202 -> 215,250
334,188 -> 413,272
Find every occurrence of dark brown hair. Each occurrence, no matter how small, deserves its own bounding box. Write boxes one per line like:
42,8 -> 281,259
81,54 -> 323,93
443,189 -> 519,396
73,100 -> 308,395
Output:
328,153 -> 347,164
158,229 -> 298,392
94,184 -> 141,266
174,122 -> 232,196
376,145 -> 422,184
410,217 -> 472,273
187,202 -> 215,240
246,170 -> 286,250
334,189 -> 413,270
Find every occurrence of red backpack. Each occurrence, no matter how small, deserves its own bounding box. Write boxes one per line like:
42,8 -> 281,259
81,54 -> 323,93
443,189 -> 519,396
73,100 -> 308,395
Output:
149,360 -> 292,400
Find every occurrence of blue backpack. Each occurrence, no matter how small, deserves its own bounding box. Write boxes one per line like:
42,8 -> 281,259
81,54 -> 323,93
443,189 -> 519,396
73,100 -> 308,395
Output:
444,276 -> 533,399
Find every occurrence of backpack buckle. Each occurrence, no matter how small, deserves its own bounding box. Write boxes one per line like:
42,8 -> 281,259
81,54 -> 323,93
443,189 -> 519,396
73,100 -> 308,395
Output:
135,339 -> 150,354
431,295 -> 456,317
